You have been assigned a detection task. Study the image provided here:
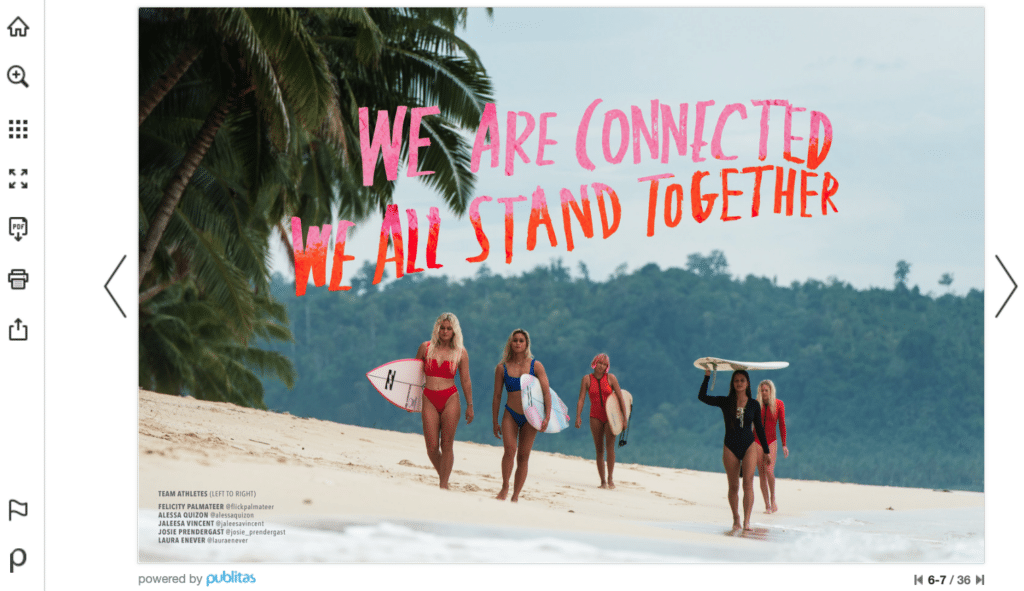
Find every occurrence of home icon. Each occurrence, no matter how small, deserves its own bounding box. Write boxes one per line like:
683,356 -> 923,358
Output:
8,17 -> 29,37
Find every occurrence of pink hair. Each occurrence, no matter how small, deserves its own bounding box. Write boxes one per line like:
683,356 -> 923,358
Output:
590,353 -> 610,370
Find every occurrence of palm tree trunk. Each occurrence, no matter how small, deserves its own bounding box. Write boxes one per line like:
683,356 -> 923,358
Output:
277,220 -> 296,268
139,91 -> 234,286
139,269 -> 187,304
139,44 -> 203,126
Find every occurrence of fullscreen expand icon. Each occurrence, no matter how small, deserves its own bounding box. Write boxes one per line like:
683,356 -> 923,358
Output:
8,168 -> 28,189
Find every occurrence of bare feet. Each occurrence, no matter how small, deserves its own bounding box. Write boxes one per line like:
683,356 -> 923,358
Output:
495,486 -> 509,501
440,483 -> 450,490
770,502 -> 778,513
598,482 -> 608,489
510,494 -> 519,503
743,522 -> 753,532
732,521 -> 742,532
607,480 -> 616,490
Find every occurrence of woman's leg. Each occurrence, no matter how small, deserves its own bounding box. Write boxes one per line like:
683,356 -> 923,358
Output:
757,444 -> 771,512
603,423 -> 618,489
511,423 -> 540,502
436,394 -> 461,489
766,441 -> 778,512
722,445 -> 742,531
741,443 -> 758,530
496,411 -> 518,500
421,399 -> 442,478
589,417 -> 607,487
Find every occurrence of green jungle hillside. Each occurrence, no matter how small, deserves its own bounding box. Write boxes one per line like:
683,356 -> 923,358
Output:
260,257 -> 984,492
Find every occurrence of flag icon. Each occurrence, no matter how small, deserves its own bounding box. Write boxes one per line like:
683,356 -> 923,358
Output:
9,499 -> 28,520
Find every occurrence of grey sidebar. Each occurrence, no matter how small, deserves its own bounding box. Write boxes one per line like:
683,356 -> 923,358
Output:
2,4 -> 43,590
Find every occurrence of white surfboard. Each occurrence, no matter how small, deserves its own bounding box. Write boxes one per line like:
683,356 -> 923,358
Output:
693,357 -> 789,371
519,374 -> 570,433
366,359 -> 424,412
606,389 -> 633,436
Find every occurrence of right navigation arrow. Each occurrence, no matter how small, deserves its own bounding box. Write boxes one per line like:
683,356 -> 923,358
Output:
996,255 -> 1016,318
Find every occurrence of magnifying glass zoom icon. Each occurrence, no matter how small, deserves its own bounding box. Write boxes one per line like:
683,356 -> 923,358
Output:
7,66 -> 29,88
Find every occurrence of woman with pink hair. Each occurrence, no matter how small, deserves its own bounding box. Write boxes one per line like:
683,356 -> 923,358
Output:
574,353 -> 628,489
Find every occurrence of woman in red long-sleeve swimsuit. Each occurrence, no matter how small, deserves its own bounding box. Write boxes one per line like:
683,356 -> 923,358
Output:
755,379 -> 788,513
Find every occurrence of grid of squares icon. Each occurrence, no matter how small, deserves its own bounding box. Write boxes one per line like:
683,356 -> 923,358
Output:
9,119 -> 28,139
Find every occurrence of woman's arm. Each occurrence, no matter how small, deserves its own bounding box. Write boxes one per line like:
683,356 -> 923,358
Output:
535,361 -> 551,432
609,374 -> 628,428
575,375 -> 589,429
752,401 -> 771,458
778,399 -> 788,457
697,371 -> 725,407
459,348 -> 473,424
414,341 -> 428,361
492,364 -> 504,438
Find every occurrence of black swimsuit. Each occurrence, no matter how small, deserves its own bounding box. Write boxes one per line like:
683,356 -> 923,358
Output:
698,375 -> 770,461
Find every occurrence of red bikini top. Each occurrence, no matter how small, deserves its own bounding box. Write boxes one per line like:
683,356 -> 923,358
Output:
424,345 -> 457,379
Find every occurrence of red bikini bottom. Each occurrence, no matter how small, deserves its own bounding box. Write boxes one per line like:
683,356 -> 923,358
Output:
423,385 -> 458,413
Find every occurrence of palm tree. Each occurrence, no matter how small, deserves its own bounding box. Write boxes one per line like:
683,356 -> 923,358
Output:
139,280 -> 295,407
270,7 -> 494,263
315,7 -> 493,215
139,7 -> 341,287
138,7 -> 494,404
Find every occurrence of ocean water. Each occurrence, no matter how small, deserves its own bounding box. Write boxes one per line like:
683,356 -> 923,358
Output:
655,505 -> 984,562
139,503 -> 982,563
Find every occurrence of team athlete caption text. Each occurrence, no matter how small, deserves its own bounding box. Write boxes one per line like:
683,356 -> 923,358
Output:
154,491 -> 283,546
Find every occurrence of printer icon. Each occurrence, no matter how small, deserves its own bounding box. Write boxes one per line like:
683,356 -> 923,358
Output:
8,269 -> 28,289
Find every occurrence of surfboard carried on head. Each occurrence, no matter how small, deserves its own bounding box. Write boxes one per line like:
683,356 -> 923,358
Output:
693,357 -> 789,372
606,389 -> 633,436
366,359 -> 425,412
519,374 -> 571,433
694,357 -> 789,391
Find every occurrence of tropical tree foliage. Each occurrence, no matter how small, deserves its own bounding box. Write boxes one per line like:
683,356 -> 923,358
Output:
138,8 -> 493,404
261,256 -> 984,492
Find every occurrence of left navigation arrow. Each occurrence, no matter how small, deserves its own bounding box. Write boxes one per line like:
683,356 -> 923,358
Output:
106,255 -> 127,318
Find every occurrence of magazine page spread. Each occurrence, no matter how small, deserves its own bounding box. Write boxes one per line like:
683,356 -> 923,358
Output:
13,2 -> 1023,590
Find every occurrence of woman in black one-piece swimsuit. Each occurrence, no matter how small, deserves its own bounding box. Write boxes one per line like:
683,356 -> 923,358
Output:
698,368 -> 771,532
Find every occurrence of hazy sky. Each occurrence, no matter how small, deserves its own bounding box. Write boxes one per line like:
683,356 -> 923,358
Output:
277,7 -> 984,293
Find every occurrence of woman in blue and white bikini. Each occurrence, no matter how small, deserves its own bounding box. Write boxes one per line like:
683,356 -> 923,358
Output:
492,328 -> 551,502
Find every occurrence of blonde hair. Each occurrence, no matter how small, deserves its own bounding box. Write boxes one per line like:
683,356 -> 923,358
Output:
758,379 -> 777,418
500,328 -> 533,364
428,312 -> 463,365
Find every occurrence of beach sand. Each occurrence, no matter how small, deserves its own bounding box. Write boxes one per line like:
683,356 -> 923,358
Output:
138,389 -> 982,562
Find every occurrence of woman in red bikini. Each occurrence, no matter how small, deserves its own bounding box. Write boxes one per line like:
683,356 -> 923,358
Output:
574,353 -> 628,489
491,328 -> 551,502
755,379 -> 788,513
414,312 -> 473,489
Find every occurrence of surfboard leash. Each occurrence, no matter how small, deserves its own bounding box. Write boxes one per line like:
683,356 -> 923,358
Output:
618,401 -> 633,447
